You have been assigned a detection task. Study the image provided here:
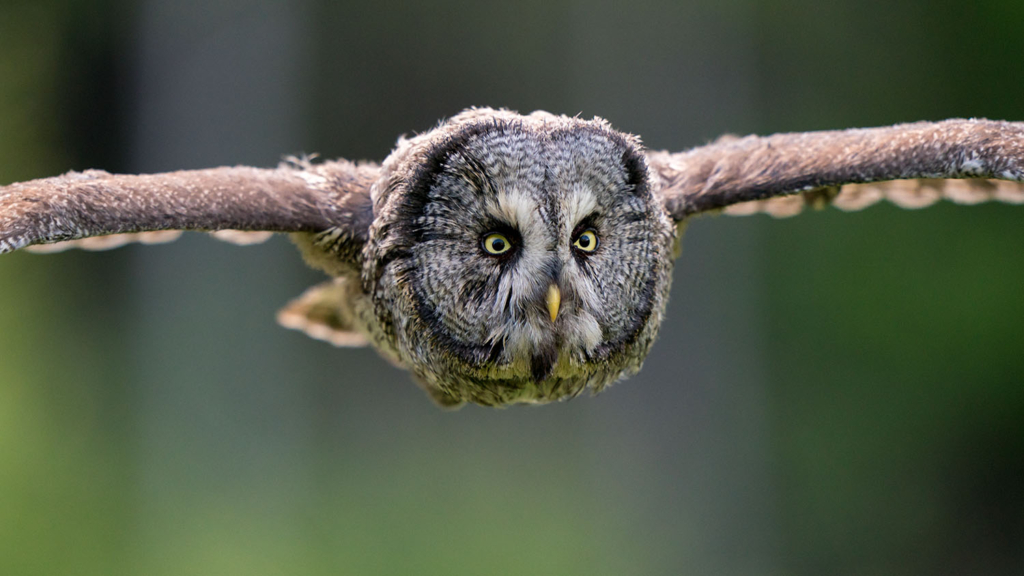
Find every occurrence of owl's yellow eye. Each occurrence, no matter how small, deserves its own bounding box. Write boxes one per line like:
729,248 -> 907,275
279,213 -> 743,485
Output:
482,232 -> 512,255
573,229 -> 599,253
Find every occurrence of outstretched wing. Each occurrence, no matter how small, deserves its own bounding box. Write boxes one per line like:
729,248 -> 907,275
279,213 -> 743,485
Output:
648,119 -> 1024,220
0,159 -> 377,255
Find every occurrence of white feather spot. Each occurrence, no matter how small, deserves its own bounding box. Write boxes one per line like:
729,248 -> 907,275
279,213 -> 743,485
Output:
564,183 -> 598,234
297,171 -> 328,187
960,155 -> 986,175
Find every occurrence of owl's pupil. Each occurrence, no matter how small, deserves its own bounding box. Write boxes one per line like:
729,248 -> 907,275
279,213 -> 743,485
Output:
491,238 -> 505,251
578,236 -> 590,248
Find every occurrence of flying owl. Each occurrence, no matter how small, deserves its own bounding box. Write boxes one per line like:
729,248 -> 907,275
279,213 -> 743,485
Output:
2,108 -> 1023,407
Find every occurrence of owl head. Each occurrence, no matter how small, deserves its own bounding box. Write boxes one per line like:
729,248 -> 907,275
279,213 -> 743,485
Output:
364,109 -> 677,406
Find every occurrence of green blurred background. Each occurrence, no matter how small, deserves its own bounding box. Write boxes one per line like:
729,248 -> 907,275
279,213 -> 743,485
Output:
2,1 -> 1023,574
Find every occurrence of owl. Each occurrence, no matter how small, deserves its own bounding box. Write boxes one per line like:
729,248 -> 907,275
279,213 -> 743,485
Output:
2,108 -> 1023,407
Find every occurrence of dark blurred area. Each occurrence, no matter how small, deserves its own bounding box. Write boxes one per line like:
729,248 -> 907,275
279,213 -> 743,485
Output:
1,1 -> 1022,574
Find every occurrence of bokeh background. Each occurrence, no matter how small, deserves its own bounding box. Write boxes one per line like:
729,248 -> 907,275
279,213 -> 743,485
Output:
2,1 -> 1023,574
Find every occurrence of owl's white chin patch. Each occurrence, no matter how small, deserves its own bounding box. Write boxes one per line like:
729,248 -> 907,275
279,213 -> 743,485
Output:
488,307 -> 603,378
561,310 -> 602,354
502,315 -> 553,360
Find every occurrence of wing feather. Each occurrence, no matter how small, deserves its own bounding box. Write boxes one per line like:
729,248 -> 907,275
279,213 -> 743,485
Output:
0,160 -> 377,255
276,278 -> 368,347
720,178 -> 1024,218
649,118 -> 1024,220
22,230 -> 185,253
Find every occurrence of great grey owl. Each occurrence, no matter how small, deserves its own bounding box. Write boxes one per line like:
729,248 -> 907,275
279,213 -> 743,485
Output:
2,107 -> 1023,407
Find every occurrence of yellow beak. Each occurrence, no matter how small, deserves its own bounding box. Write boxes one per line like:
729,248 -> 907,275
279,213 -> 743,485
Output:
546,284 -> 561,323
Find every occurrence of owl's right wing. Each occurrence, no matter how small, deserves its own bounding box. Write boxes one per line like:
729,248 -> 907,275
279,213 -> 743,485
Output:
648,118 -> 1024,220
0,159 -> 377,259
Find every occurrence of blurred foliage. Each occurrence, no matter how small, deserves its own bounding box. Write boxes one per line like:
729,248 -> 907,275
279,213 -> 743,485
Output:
1,0 -> 1023,575
1,3 -> 130,575
764,205 -> 1024,574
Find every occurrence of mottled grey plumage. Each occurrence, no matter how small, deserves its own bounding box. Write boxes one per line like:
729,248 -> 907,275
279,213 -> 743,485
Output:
332,109 -> 675,405
2,108 -> 1024,407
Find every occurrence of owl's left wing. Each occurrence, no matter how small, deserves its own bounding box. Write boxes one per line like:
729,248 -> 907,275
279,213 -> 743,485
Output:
648,119 -> 1024,220
0,160 -> 377,254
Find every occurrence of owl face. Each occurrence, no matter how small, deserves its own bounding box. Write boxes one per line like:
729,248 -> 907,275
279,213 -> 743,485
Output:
366,111 -> 676,406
